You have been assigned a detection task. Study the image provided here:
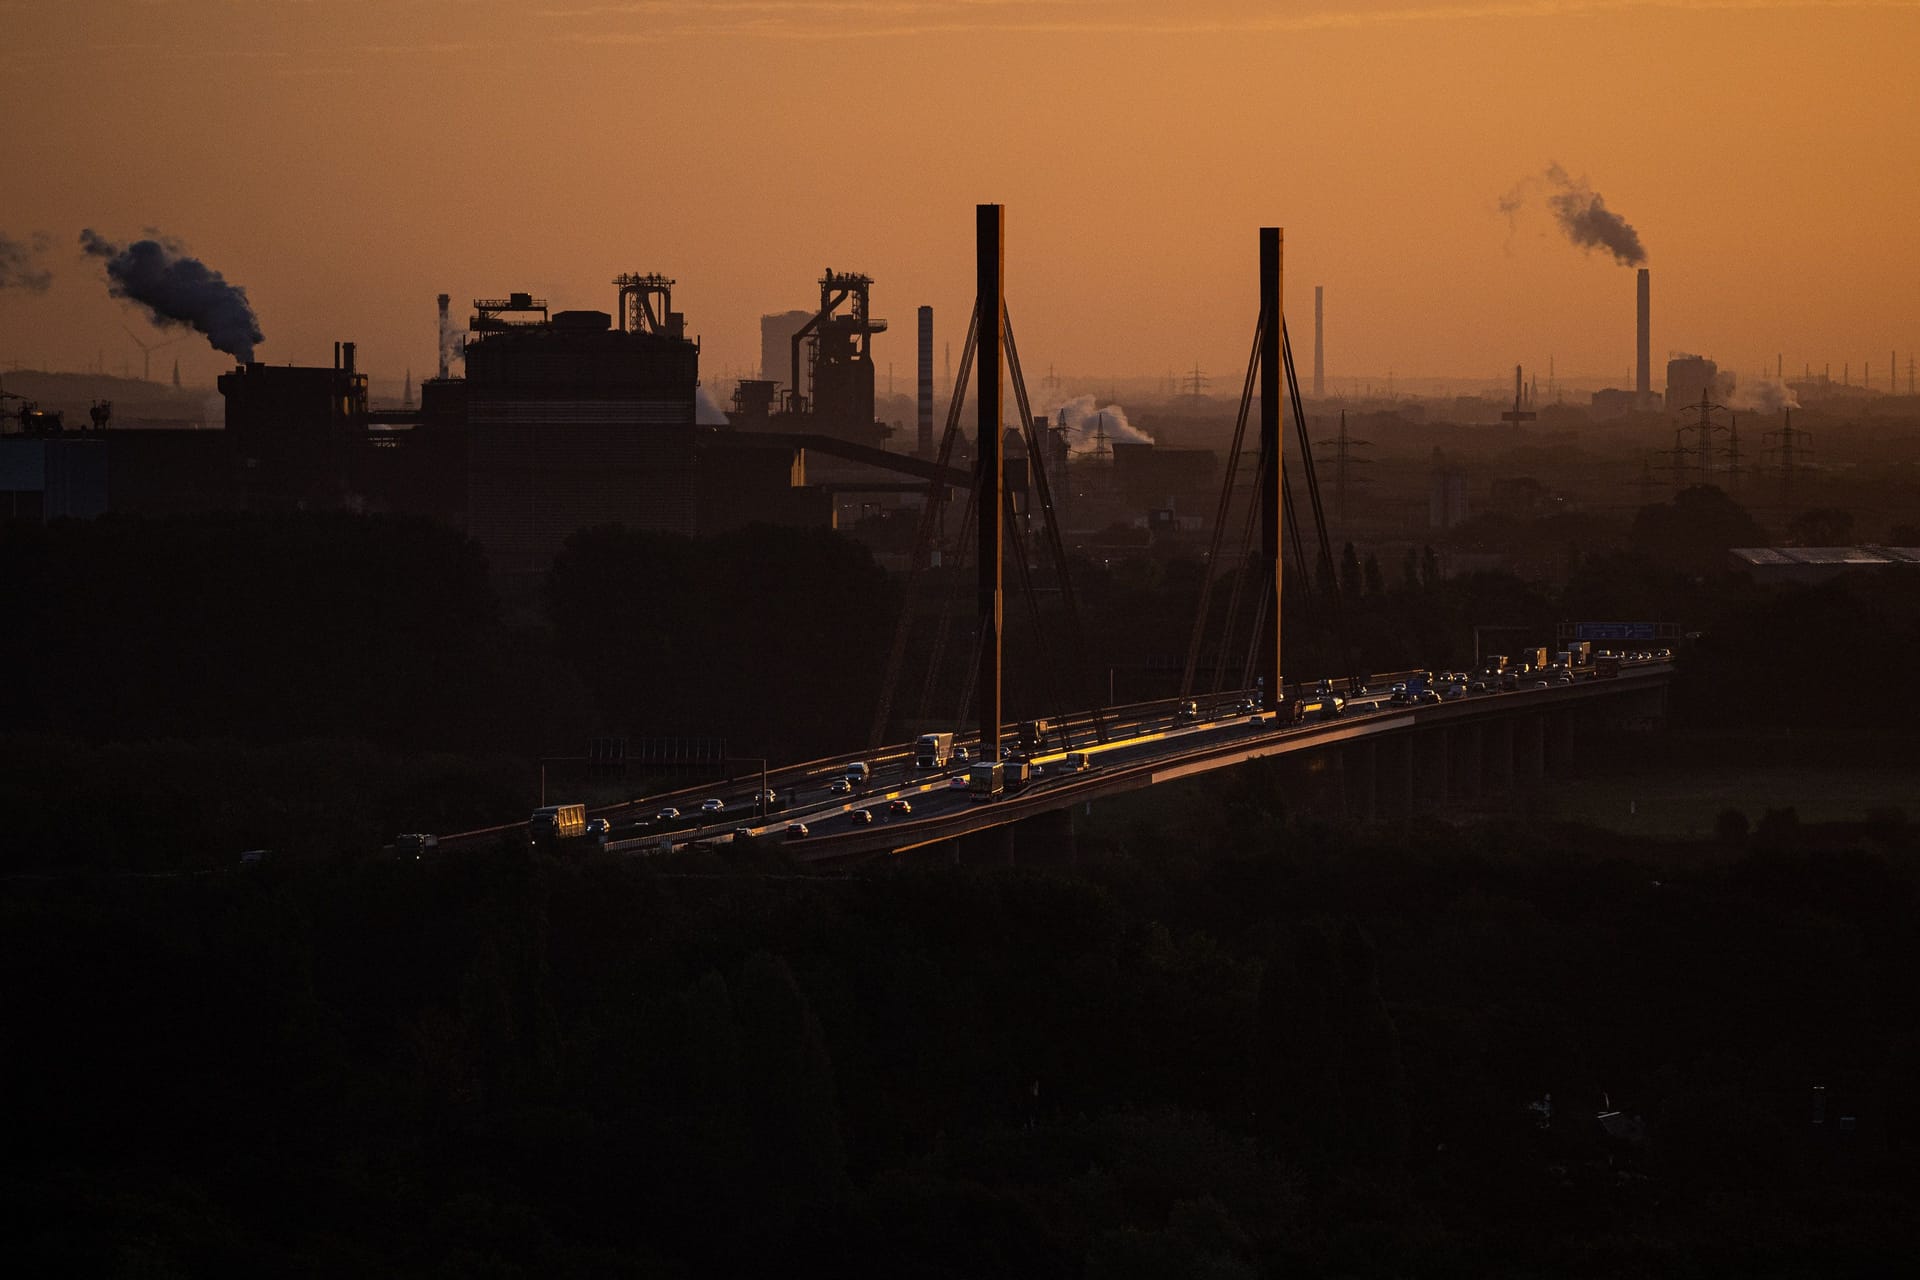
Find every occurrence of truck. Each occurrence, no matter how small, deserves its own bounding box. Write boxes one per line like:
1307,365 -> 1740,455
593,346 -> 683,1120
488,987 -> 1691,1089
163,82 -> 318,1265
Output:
1593,654 -> 1621,679
529,803 -> 586,849
969,760 -> 1004,800
915,732 -> 954,769
1016,719 -> 1050,757
1525,647 -> 1549,672
845,760 -> 872,787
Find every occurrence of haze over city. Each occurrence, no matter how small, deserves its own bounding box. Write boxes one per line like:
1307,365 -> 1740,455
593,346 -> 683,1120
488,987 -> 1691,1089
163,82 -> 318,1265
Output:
5,0 -> 1918,390
6,3 -> 1920,1276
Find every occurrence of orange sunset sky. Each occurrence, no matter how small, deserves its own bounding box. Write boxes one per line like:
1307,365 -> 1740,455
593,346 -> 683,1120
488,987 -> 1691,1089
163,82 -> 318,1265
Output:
3,0 -> 1917,396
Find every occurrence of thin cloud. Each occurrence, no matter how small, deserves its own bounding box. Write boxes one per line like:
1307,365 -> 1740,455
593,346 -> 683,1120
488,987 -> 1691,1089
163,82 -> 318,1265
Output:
548,0 -> 1920,42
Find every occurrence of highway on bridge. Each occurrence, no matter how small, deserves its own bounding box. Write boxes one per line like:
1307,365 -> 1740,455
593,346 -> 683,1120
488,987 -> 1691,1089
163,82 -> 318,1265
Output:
518,657 -> 1674,861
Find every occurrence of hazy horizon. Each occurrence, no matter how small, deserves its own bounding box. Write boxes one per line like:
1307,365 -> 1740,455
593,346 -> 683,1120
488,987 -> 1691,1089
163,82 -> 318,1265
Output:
3,1 -> 1916,395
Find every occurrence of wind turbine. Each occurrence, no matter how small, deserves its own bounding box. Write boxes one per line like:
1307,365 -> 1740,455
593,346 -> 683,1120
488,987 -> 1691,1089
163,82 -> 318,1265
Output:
121,323 -> 187,383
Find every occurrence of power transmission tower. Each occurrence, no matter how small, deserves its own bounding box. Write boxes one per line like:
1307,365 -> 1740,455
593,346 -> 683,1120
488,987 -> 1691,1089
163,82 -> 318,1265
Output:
1722,413 -> 1744,492
1763,408 -> 1813,508
1313,409 -> 1372,523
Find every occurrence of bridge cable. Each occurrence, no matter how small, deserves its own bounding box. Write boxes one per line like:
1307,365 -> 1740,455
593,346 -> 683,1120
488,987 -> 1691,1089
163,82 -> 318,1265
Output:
868,301 -> 981,746
1179,308 -> 1264,699
1004,306 -> 1109,744
1281,319 -> 1363,691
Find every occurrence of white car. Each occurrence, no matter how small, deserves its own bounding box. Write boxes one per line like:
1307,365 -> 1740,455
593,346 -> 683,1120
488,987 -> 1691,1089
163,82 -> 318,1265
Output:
828,778 -> 853,796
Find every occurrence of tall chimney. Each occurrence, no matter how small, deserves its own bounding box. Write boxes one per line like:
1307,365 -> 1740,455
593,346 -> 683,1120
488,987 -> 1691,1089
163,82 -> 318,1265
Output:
917,305 -> 934,458
436,293 -> 451,381
1313,284 -> 1325,399
1636,268 -> 1650,408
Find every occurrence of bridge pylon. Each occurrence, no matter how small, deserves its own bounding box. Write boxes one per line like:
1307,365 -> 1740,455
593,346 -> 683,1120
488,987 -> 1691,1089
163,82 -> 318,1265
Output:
1257,227 -> 1285,707
976,204 -> 1005,761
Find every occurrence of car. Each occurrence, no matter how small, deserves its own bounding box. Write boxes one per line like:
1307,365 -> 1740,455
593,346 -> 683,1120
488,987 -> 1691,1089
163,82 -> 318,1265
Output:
952,746 -> 970,762
585,818 -> 611,838
1467,680 -> 1489,694
1532,680 -> 1549,689
1314,679 -> 1334,695
731,827 -> 754,841
949,774 -> 971,790
1233,698 -> 1257,715
1389,682 -> 1407,695
887,799 -> 913,816
784,822 -> 810,839
850,808 -> 874,825
754,789 -> 777,807
1654,647 -> 1672,659
1442,683 -> 1467,700
1552,672 -> 1573,684
1416,689 -> 1441,705
654,807 -> 681,821
699,798 -> 725,814
827,778 -> 853,796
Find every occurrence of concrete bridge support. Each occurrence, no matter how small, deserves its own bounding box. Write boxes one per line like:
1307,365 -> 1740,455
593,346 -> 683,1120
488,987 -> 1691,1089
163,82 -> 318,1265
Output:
1490,717 -> 1516,795
1345,741 -> 1379,822
948,806 -> 1075,867
1520,713 -> 1546,787
1387,733 -> 1415,821
1416,729 -> 1450,813
1456,724 -> 1484,803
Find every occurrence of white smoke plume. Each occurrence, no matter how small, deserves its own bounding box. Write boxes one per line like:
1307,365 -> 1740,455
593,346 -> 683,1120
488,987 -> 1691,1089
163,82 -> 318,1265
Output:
695,385 -> 730,425
1729,377 -> 1798,413
1050,394 -> 1152,453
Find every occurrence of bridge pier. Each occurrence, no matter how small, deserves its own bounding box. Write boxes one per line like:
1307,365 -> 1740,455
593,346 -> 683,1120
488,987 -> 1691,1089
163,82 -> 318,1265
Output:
1345,741 -> 1379,822
1417,729 -> 1450,813
1491,717 -> 1516,794
948,806 -> 1075,867
1549,708 -> 1575,774
1520,713 -> 1546,786
1457,724 -> 1483,803
1388,733 -> 1415,821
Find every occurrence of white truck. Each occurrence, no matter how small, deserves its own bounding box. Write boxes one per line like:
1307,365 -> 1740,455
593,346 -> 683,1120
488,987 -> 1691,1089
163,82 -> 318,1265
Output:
915,732 -> 954,769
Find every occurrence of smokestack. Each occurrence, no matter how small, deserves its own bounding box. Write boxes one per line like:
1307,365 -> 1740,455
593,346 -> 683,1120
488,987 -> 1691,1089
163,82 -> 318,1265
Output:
1636,268 -> 1650,408
917,305 -> 933,458
1313,285 -> 1324,399
436,293 -> 450,380
341,341 -> 356,375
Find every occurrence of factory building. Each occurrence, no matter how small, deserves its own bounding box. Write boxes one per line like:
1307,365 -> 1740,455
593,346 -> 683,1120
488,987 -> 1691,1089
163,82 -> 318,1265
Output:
464,291 -> 701,578
0,436 -> 108,522
1665,354 -> 1733,411
760,309 -> 814,388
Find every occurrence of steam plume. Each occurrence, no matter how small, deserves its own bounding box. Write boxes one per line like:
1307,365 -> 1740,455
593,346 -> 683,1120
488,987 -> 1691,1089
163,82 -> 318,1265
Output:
1730,377 -> 1798,414
79,229 -> 264,362
0,231 -> 53,293
1051,394 -> 1152,453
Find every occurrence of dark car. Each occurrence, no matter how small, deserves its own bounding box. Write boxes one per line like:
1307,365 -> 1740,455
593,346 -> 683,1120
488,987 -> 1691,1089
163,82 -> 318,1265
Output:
850,808 -> 875,825
888,799 -> 913,817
